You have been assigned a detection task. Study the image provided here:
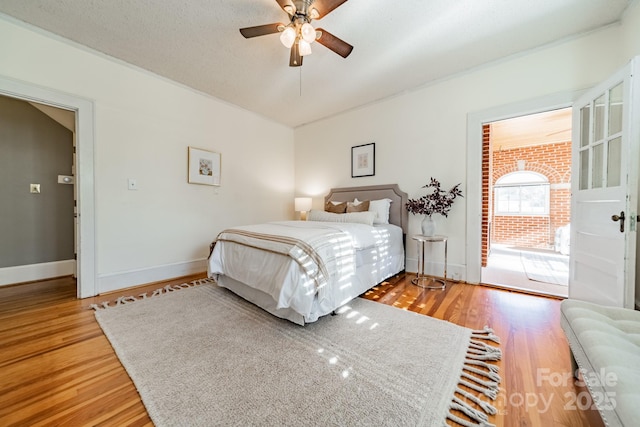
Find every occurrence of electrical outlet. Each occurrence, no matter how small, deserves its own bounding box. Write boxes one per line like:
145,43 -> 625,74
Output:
127,178 -> 138,190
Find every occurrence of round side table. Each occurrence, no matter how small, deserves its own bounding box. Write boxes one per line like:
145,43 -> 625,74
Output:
411,235 -> 447,290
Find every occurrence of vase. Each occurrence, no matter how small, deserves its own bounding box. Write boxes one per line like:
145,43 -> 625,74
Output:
421,216 -> 436,236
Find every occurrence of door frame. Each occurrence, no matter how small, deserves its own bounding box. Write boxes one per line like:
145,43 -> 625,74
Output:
466,91 -> 581,284
0,76 -> 97,298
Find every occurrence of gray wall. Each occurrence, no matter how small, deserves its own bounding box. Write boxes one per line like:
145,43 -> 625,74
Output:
0,95 -> 74,268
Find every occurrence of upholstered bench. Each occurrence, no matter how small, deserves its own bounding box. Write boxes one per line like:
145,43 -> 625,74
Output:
560,299 -> 640,427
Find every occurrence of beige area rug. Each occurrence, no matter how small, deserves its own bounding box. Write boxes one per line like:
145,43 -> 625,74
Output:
93,279 -> 501,427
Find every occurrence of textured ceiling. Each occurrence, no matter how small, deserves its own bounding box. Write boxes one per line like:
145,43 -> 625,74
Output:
0,0 -> 634,127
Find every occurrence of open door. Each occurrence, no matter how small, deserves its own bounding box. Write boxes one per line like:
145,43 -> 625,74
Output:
569,57 -> 639,308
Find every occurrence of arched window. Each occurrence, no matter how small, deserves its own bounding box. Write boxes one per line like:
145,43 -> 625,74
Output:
494,171 -> 549,215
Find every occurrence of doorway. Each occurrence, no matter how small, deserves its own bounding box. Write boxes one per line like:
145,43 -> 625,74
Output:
480,108 -> 572,297
0,75 -> 96,298
0,95 -> 76,285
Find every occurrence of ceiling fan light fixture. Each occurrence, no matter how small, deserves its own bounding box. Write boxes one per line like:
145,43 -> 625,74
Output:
240,0 -> 352,67
300,22 -> 316,43
299,39 -> 312,56
280,26 -> 296,48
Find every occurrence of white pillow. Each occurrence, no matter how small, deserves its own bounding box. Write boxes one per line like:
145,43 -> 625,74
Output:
355,198 -> 392,224
308,209 -> 376,226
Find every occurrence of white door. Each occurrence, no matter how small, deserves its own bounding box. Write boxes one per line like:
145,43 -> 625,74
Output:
569,57 -> 639,308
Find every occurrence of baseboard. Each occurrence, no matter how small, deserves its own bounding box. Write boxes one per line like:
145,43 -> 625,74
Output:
405,257 -> 465,282
0,260 -> 75,287
97,259 -> 207,294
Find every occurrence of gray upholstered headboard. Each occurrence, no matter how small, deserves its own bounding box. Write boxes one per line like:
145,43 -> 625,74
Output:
324,184 -> 408,234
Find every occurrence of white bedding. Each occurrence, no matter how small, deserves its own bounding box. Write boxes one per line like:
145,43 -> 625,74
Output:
208,221 -> 404,324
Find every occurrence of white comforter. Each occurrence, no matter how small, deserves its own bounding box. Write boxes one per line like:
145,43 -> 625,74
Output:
208,221 -> 402,322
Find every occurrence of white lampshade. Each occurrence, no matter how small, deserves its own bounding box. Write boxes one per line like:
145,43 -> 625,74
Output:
294,197 -> 312,212
300,22 -> 316,43
298,39 -> 312,56
280,26 -> 296,49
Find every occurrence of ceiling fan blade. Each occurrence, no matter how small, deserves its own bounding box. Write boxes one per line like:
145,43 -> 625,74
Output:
315,28 -> 353,58
275,0 -> 296,15
311,0 -> 348,19
239,23 -> 282,39
289,43 -> 303,67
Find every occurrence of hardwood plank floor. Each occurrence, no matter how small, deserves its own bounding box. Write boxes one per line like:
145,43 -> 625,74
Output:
0,273 -> 604,426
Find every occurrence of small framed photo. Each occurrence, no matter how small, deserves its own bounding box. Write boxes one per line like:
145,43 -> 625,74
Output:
351,142 -> 375,178
188,147 -> 221,186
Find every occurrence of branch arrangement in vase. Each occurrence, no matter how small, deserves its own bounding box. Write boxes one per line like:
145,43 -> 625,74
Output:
405,177 -> 463,218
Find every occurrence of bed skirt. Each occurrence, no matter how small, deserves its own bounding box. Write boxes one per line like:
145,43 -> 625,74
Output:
215,252 -> 405,325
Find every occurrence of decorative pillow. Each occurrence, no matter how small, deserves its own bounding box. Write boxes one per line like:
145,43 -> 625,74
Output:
355,198 -> 392,224
372,198 -> 393,224
325,201 -> 347,213
347,200 -> 370,212
308,210 -> 376,226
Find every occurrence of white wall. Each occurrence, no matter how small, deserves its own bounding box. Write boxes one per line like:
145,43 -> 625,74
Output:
0,17 -> 295,293
622,1 -> 640,59
2,5 -> 639,294
295,17 -> 640,279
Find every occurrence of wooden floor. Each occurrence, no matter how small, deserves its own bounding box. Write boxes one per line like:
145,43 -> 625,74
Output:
0,273 -> 604,426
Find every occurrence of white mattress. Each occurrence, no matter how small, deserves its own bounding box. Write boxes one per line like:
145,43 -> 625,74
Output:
208,222 -> 404,324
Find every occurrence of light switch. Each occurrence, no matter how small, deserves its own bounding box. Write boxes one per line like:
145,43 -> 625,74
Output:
30,184 -> 41,194
128,178 -> 138,190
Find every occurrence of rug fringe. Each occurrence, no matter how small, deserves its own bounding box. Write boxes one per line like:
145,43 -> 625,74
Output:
463,365 -> 501,383
459,378 -> 498,400
90,278 -> 216,311
464,359 -> 500,373
452,397 -> 489,421
470,326 -> 501,344
461,371 -> 500,390
466,339 -> 502,361
447,327 -> 501,427
468,340 -> 502,360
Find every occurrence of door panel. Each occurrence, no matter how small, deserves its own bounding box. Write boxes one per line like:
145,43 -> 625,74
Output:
569,58 -> 638,308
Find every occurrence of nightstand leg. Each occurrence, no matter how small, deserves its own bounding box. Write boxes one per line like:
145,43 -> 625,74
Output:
443,239 -> 447,285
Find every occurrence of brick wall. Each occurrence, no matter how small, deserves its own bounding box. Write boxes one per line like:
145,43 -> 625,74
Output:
481,124 -> 491,267
491,141 -> 571,249
492,216 -> 551,248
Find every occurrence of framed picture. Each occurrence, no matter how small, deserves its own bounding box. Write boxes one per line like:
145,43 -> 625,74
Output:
188,147 -> 221,186
351,142 -> 375,178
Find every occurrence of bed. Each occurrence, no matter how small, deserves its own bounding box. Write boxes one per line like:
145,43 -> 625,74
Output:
207,184 -> 408,325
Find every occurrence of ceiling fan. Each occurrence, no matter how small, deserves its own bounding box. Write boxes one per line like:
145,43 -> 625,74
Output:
239,0 -> 353,67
